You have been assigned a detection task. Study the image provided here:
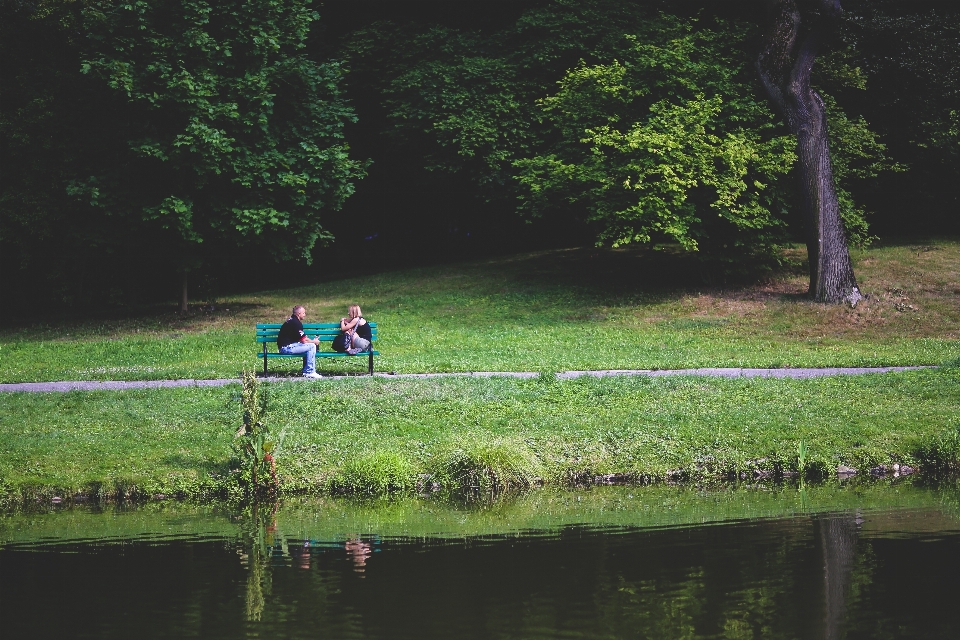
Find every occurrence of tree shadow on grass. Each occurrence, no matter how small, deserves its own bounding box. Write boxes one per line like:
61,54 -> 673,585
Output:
868,235 -> 958,250
485,244 -> 810,302
0,301 -> 270,335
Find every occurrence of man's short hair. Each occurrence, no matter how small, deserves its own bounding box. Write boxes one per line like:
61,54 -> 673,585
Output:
292,305 -> 305,316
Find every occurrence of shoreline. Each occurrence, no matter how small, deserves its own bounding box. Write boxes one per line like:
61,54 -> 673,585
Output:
1,463 -> 937,512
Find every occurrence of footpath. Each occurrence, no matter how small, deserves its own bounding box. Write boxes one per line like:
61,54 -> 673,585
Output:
0,366 -> 933,393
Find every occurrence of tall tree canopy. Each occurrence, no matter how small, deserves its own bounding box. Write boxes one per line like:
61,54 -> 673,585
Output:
513,15 -> 795,263
79,0 -> 367,307
344,0 -> 896,279
3,0 -> 953,312
1,0 -> 366,309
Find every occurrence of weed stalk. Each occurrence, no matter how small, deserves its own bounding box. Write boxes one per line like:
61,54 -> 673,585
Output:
235,371 -> 278,497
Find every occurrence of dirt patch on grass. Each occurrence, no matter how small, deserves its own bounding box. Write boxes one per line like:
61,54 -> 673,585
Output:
618,239 -> 959,340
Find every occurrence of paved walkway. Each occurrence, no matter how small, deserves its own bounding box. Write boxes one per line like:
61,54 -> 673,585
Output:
0,367 -> 933,393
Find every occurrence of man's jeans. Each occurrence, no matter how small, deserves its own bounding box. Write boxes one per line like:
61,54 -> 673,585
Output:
279,342 -> 317,374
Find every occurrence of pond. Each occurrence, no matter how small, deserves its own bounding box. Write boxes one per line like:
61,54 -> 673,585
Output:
3,480 -> 960,639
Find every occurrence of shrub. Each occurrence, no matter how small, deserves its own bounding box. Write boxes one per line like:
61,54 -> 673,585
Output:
435,437 -> 543,492
332,450 -> 418,494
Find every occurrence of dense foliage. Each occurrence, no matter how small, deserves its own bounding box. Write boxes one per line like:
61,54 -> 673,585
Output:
513,17 -> 796,260
1,0 -> 365,308
839,0 -> 960,235
2,0 -> 957,311
78,0 -> 366,262
346,0 -> 898,270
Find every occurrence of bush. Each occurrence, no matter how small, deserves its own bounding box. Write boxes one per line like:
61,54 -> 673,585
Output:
332,450 -> 418,494
434,437 -> 543,492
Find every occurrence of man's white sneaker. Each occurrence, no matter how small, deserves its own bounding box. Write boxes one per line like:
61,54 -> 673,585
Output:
302,372 -> 322,379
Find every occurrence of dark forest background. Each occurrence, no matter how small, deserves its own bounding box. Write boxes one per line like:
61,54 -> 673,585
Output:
2,0 -> 957,317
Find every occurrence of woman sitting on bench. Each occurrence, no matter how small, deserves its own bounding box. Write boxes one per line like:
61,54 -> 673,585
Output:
336,304 -> 372,355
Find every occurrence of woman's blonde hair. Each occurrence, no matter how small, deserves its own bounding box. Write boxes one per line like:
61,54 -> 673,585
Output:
348,304 -> 362,319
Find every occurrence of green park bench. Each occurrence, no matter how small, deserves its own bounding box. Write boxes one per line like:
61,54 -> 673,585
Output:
256,322 -> 379,377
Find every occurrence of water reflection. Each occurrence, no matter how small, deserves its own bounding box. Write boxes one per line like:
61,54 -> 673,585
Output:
344,538 -> 373,574
237,500 -> 384,626
818,513 -> 860,640
2,482 -> 960,639
237,500 -> 276,621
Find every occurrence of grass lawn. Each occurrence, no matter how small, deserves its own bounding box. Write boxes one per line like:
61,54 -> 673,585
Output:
2,238 -> 958,502
1,238 -> 958,382
2,367 -> 958,502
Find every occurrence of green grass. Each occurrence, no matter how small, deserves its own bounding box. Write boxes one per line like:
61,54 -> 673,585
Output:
1,239 -> 959,382
2,239 -> 958,502
2,367 -> 958,502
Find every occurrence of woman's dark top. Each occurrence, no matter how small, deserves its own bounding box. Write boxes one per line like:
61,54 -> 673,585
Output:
355,318 -> 372,341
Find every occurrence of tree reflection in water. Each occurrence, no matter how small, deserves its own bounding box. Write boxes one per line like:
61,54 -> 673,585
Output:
3,490 -> 960,639
817,512 -> 861,640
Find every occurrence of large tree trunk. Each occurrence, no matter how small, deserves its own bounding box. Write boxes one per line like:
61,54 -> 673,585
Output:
757,0 -> 859,303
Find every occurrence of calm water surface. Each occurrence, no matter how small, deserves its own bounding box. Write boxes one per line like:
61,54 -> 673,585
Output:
3,483 -> 960,639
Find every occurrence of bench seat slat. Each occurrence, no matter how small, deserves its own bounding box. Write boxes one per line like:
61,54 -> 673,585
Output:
256,333 -> 378,343
257,351 -> 380,358
256,322 -> 377,329
256,332 -> 377,339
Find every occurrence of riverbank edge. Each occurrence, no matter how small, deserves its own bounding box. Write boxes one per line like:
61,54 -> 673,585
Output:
3,452 -> 955,512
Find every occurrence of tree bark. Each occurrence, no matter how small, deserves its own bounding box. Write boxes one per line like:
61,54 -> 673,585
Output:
757,0 -> 859,303
180,271 -> 189,313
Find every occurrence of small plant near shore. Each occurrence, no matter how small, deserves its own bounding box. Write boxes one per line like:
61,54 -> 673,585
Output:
436,437 -> 543,492
797,439 -> 809,491
234,371 -> 278,496
537,370 -> 559,385
913,427 -> 960,476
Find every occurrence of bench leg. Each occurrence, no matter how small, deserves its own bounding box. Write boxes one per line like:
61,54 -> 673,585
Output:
263,345 -> 269,378
368,351 -> 374,376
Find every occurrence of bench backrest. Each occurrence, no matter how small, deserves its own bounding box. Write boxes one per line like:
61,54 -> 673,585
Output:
256,322 -> 378,345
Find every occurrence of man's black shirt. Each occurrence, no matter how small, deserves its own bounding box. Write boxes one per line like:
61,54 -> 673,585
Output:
277,316 -> 305,348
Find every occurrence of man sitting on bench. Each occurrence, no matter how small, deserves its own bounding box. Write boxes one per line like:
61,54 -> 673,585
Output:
277,305 -> 322,379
